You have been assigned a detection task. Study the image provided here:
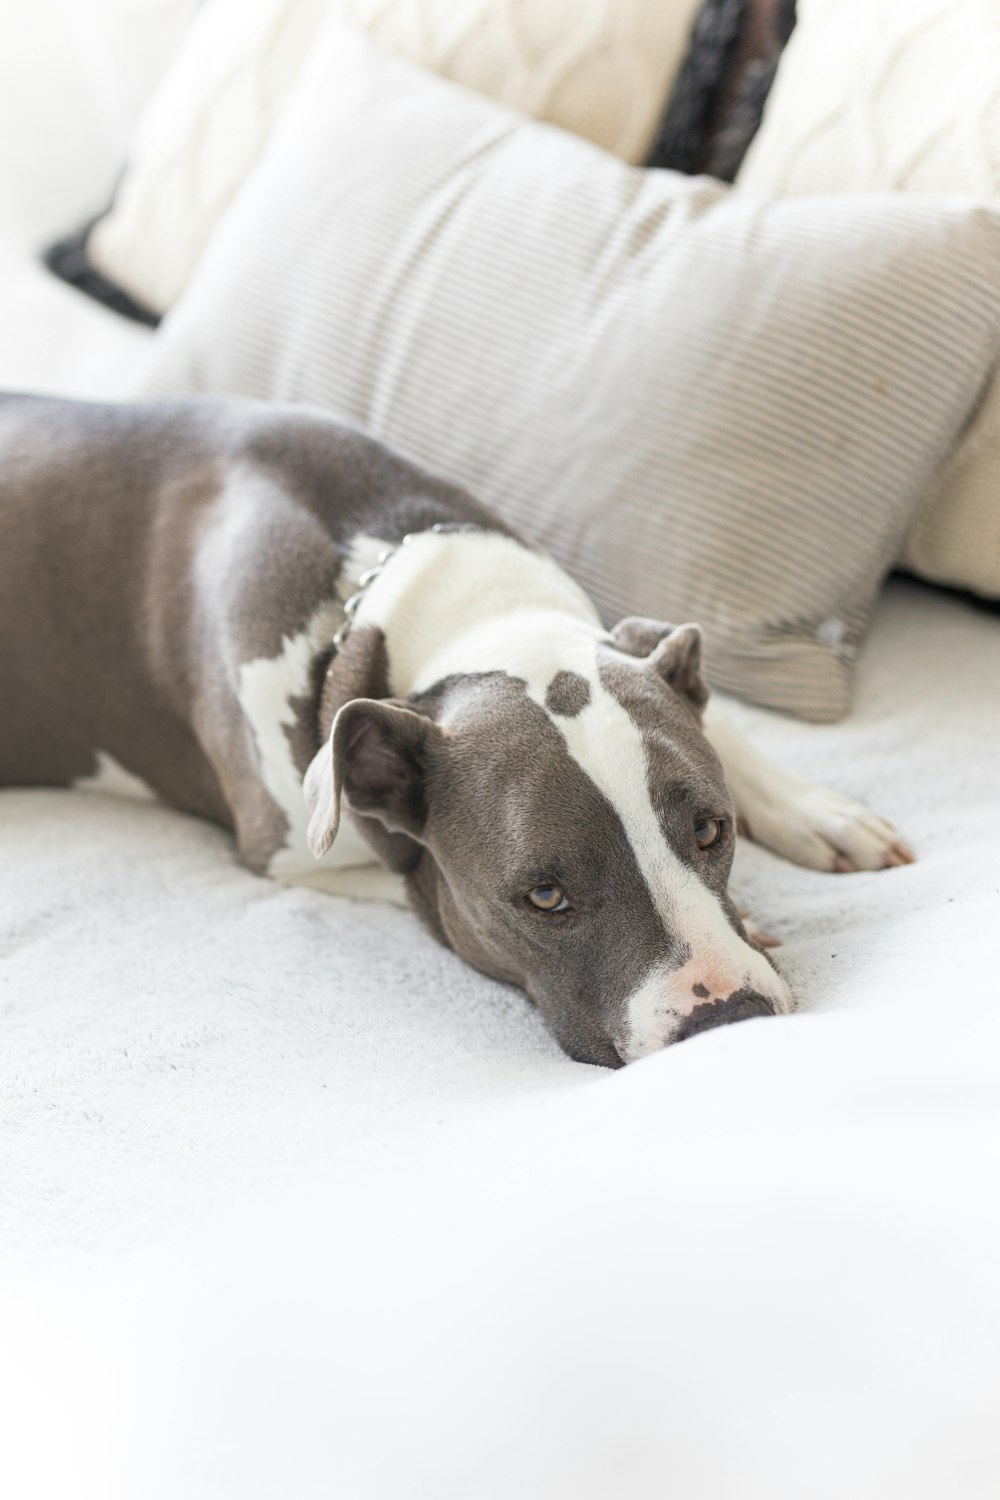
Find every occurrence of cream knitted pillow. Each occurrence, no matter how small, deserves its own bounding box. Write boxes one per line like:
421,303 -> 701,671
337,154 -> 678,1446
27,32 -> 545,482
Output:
737,0 -> 1000,598
86,0 -> 703,316
136,20 -> 1000,719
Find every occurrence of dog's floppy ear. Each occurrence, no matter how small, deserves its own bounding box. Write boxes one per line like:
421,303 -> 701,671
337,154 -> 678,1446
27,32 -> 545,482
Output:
304,698 -> 444,859
610,616 -> 708,712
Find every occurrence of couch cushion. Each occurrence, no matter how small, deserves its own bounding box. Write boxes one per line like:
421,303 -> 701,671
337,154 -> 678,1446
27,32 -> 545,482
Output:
737,0 -> 1000,598
137,18 -> 1000,720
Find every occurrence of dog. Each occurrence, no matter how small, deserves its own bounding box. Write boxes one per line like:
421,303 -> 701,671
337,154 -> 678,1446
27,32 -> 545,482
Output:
0,394 -> 913,1067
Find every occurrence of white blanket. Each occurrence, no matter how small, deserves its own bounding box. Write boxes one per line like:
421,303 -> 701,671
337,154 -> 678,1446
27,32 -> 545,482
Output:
3,575 -> 1000,1499
2,191 -> 1000,1500
0,234 -> 150,398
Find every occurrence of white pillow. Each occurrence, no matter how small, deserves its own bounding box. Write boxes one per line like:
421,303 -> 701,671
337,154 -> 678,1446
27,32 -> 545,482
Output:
136,20 -> 1000,720
87,0 -> 704,315
737,0 -> 1000,598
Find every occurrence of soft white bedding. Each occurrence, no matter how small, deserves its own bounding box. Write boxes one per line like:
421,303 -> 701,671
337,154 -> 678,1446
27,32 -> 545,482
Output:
2,571 -> 999,1496
0,233 -> 151,399
2,208 -> 1000,1499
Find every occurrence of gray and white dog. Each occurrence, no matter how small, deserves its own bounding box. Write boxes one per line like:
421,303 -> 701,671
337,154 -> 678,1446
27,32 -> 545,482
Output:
0,394 -> 913,1067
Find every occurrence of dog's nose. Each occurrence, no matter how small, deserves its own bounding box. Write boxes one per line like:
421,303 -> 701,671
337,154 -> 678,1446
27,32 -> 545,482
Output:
674,988 -> 775,1042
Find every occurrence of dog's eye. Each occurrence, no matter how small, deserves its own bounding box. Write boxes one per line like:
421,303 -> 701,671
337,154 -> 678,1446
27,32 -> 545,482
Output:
527,885 -> 570,913
694,817 -> 723,850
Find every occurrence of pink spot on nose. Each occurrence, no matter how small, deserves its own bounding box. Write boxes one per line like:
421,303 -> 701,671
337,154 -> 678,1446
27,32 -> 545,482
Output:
690,973 -> 738,1002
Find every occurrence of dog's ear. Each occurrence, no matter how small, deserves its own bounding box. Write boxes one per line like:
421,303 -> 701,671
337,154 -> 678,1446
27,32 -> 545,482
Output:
304,698 -> 445,858
648,624 -> 708,710
610,616 -> 708,711
610,616 -> 674,658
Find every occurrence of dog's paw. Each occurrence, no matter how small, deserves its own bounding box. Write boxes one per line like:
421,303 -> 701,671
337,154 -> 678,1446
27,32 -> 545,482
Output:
771,787 -> 915,874
737,908 -> 782,948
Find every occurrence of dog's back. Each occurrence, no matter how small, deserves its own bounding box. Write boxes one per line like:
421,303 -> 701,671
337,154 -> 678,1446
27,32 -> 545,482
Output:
0,394 -> 183,797
0,393 -> 496,823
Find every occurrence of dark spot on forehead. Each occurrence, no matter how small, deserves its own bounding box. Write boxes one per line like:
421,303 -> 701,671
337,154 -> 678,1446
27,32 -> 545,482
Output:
545,670 -> 591,718
692,982 -> 710,999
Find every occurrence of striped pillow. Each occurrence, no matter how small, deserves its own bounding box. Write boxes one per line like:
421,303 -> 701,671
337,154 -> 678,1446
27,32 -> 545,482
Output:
136,18 -> 1000,720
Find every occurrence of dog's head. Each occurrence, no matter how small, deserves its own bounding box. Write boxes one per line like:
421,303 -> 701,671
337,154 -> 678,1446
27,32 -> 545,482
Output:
304,614 -> 791,1067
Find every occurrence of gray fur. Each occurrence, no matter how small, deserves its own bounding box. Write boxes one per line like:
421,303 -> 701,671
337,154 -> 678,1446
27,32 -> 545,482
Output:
0,392 -> 499,871
0,392 -> 784,1067
325,653 -> 778,1066
544,671 -> 591,718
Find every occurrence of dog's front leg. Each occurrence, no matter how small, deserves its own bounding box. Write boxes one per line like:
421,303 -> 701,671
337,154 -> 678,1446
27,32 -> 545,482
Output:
703,702 -> 915,873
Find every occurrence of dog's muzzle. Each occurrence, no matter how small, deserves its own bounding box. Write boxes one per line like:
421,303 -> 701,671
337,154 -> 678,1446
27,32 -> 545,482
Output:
672,988 -> 776,1043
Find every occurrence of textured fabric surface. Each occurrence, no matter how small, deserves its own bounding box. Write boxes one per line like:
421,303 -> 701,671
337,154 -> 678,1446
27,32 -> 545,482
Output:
3,580 -> 1000,1498
86,0 -> 703,315
137,21 -> 1000,719
7,25 -> 1000,1494
737,0 -> 1000,597
0,232 -> 152,399
44,218 -> 161,327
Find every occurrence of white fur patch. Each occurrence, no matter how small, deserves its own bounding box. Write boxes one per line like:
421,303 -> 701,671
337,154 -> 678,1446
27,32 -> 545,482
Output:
337,535 -> 389,606
703,701 -> 910,873
300,529 -> 602,884
237,601 -> 376,882
73,752 -> 156,802
355,531 -> 603,695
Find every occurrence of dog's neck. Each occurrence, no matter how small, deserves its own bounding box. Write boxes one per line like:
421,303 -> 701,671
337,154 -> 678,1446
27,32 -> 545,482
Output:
332,529 -> 604,705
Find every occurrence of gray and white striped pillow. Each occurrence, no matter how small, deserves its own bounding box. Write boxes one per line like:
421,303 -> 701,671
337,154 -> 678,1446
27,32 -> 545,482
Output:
136,17 -> 1000,720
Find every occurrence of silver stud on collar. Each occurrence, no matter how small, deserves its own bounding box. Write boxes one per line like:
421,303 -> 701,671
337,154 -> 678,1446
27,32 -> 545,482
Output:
329,524 -> 449,655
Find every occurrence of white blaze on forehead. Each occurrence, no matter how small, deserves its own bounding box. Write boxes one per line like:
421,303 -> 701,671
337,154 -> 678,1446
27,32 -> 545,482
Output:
536,653 -> 785,1030
543,679 -> 792,1054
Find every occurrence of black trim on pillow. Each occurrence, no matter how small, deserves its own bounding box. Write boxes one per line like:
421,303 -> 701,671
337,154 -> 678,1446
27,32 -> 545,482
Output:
892,571 -> 1000,614
646,0 -> 797,182
42,218 -> 161,327
645,0 -> 745,177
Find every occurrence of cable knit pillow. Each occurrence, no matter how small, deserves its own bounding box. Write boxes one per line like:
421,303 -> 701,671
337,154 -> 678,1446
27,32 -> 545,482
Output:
83,0 -> 703,316
737,0 -> 1000,598
135,19 -> 1000,720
